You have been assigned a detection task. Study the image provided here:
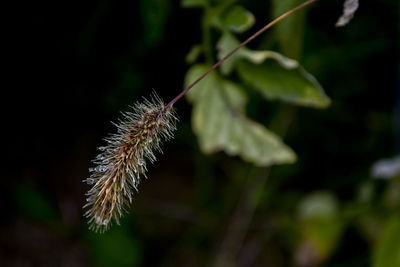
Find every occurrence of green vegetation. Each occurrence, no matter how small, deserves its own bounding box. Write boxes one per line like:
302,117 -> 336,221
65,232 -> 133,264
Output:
6,0 -> 398,266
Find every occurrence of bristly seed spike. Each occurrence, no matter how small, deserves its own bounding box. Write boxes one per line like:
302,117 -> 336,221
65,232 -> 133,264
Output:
83,94 -> 177,233
83,0 -> 317,233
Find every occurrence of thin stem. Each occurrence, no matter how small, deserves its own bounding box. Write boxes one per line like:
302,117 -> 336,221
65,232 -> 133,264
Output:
212,104 -> 298,266
162,0 -> 316,113
212,167 -> 271,267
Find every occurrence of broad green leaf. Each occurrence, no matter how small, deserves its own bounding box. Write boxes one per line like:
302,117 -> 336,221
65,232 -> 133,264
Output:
373,216 -> 400,267
217,32 -> 330,107
272,0 -> 308,59
297,192 -> 343,264
237,60 -> 331,108
220,5 -> 255,33
217,32 -> 298,75
217,31 -> 242,75
185,64 -> 296,166
181,0 -> 208,8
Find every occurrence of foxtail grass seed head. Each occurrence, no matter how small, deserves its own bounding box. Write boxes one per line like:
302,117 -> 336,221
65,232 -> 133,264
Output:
83,94 -> 177,233
83,0 -> 316,233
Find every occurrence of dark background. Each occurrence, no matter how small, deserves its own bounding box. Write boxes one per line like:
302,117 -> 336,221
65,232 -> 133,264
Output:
3,0 -> 399,266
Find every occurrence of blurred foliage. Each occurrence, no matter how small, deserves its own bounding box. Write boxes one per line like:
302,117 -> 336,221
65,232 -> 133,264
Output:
13,184 -> 60,225
271,0 -> 307,59
296,192 -> 343,265
185,64 -> 296,165
373,215 -> 400,267
184,0 -> 330,167
85,222 -> 144,267
4,0 -> 399,266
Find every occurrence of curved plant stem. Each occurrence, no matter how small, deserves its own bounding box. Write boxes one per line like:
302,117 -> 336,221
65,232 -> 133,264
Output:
161,0 -> 317,114
212,105 -> 297,266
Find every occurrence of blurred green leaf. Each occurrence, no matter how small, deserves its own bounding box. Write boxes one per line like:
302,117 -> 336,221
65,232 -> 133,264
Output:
299,218 -> 343,263
181,0 -> 208,8
220,5 -> 255,33
86,226 -> 143,267
237,59 -> 331,108
217,31 -> 299,75
271,0 -> 308,59
298,192 -> 338,219
216,31 -> 242,75
140,0 -> 171,47
13,184 -> 59,223
357,181 -> 375,203
373,216 -> 400,267
297,192 -> 343,264
185,64 -> 296,166
186,44 -> 203,64
216,32 -> 330,108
